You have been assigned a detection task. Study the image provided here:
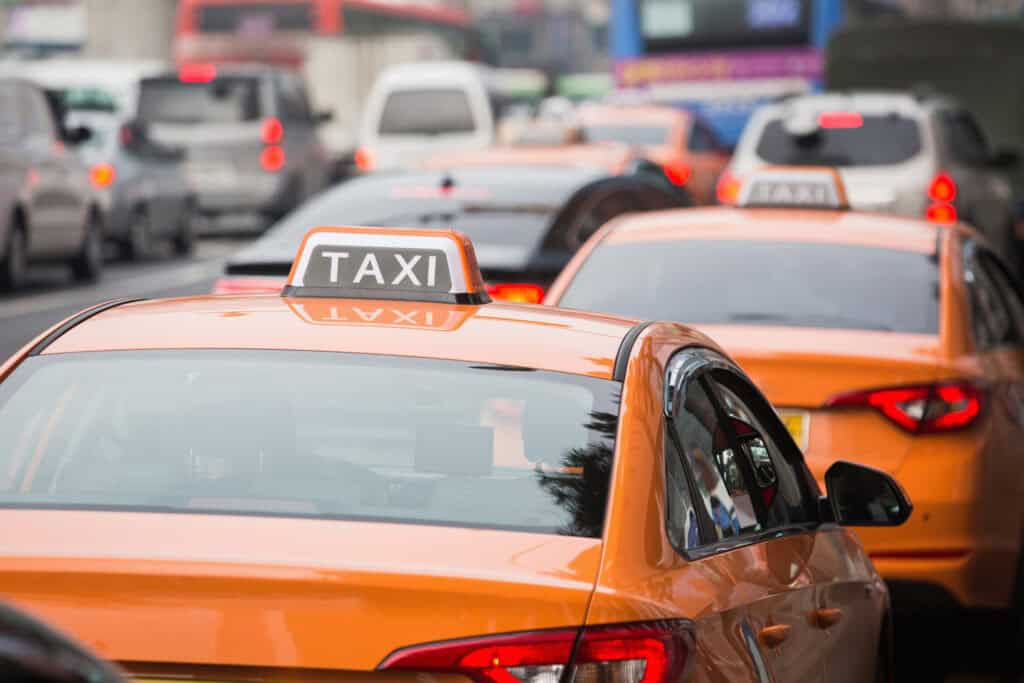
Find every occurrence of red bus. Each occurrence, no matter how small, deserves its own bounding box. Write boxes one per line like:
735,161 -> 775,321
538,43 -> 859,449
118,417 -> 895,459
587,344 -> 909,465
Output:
175,0 -> 479,67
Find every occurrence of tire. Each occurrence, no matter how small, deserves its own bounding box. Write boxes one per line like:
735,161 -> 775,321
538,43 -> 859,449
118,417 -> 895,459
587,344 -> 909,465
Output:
122,206 -> 153,261
0,219 -> 27,291
173,201 -> 196,257
70,211 -> 103,282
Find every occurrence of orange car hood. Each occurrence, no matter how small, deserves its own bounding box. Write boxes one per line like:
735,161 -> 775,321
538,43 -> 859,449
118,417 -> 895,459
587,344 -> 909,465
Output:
0,510 -> 601,671
697,325 -> 943,407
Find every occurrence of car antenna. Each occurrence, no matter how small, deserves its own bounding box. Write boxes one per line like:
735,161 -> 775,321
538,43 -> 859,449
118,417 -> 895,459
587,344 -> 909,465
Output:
440,172 -> 455,194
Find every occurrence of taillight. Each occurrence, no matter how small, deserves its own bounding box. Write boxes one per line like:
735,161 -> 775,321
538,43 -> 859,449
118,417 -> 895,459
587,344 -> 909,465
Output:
261,145 -> 286,172
354,146 -> 374,172
261,117 -> 284,145
487,283 -> 545,304
89,163 -> 116,188
928,173 -> 957,202
716,170 -> 741,205
663,160 -> 691,186
818,111 -> 864,129
926,202 -> 957,225
825,381 -> 984,433
212,276 -> 286,295
380,621 -> 693,683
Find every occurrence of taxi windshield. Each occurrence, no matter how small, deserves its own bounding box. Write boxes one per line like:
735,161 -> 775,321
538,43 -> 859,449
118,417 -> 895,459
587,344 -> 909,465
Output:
0,351 -> 619,538
559,240 -> 940,334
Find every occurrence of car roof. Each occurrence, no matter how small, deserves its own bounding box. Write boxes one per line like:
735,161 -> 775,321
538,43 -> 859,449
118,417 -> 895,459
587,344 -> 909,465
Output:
578,104 -> 690,126
599,206 -> 963,254
421,144 -> 634,172
761,91 -> 938,118
40,296 -> 643,380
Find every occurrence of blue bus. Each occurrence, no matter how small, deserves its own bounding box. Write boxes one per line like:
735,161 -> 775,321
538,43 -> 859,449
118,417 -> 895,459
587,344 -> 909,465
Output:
609,0 -> 899,147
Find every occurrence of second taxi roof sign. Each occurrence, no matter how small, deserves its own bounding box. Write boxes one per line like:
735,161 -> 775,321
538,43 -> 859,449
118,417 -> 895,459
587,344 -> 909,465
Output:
283,226 -> 491,304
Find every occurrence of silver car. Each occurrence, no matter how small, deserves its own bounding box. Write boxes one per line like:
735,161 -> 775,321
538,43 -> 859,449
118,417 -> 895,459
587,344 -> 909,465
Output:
725,92 -> 1020,266
136,64 -> 332,224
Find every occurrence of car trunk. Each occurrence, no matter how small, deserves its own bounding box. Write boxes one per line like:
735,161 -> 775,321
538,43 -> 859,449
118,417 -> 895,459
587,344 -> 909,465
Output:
0,510 -> 602,674
698,325 -> 943,477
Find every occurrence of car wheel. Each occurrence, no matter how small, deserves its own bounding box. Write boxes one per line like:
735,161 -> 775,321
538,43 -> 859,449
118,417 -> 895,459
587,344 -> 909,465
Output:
122,206 -> 154,261
173,201 -> 196,257
0,221 -> 27,291
70,211 -> 103,282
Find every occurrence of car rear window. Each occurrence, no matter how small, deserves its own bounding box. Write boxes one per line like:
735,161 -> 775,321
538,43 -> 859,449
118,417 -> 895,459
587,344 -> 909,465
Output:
137,77 -> 262,124
582,124 -> 671,146
0,351 -> 618,538
755,115 -> 923,166
378,89 -> 476,135
559,240 -> 939,334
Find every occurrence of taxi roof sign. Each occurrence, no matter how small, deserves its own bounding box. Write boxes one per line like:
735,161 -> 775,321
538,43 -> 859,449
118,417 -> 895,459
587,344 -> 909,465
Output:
284,226 -> 490,304
736,167 -> 849,210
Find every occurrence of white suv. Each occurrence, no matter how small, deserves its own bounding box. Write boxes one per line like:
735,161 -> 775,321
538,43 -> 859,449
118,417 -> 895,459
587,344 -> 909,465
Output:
722,92 -> 1021,268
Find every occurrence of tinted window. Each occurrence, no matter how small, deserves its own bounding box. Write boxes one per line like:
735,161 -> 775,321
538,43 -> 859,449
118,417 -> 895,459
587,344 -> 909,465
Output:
197,2 -> 314,33
672,378 -> 761,541
22,86 -> 55,142
967,247 -> 1023,348
0,351 -> 619,538
688,121 -> 717,152
979,252 -> 1024,340
756,116 -> 923,166
559,240 -> 940,334
582,124 -> 671,146
941,111 -> 991,166
378,89 -> 476,135
278,75 -> 312,122
137,77 -> 262,124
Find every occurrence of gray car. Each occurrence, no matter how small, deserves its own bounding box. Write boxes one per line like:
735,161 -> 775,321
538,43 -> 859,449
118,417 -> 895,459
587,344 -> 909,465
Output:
0,78 -> 103,291
136,64 -> 332,225
726,91 -> 1020,267
68,110 -> 195,260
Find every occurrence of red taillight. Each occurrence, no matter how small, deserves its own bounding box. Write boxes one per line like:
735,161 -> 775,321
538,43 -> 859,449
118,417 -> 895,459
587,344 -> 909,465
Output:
928,173 -> 957,202
262,117 -> 284,145
926,202 -> 957,225
716,170 -> 741,205
818,111 -> 864,129
825,381 -> 984,433
261,145 -> 286,172
211,276 -> 286,295
354,146 -> 374,172
487,283 -> 545,304
663,160 -> 691,186
179,63 -> 217,83
89,163 -> 116,188
380,621 -> 692,683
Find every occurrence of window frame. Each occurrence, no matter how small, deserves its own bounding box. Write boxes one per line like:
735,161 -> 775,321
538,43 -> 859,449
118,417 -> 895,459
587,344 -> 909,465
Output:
964,240 -> 1024,351
662,347 -> 822,560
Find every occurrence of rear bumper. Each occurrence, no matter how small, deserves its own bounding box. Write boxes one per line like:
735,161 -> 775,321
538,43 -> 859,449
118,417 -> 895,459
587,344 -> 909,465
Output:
194,171 -> 294,216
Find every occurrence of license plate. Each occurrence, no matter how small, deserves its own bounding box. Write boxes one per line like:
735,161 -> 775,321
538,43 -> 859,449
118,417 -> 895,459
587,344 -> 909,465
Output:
777,409 -> 809,450
186,162 -> 237,189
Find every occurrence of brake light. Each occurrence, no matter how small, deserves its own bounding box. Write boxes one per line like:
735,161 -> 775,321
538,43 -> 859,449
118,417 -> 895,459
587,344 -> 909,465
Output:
825,381 -> 984,433
487,283 -> 545,304
716,170 -> 741,205
663,160 -> 691,186
179,63 -> 217,83
926,202 -> 957,225
380,621 -> 693,683
89,163 -> 116,188
818,111 -> 863,129
354,146 -> 374,172
261,145 -> 286,172
212,276 -> 286,295
262,117 -> 284,145
928,173 -> 957,202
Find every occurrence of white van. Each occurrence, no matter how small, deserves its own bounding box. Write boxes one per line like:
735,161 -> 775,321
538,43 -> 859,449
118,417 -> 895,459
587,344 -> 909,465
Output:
357,61 -> 497,172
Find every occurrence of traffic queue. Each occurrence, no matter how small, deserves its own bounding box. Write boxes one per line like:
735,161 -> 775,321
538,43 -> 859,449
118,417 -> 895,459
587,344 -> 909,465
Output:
0,59 -> 1023,683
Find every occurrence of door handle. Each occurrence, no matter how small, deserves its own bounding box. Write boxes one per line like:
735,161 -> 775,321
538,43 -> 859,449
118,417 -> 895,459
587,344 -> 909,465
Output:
811,608 -> 843,629
758,624 -> 791,649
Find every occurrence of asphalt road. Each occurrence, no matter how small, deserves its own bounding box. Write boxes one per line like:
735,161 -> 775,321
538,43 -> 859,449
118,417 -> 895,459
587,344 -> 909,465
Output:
0,236 -> 253,360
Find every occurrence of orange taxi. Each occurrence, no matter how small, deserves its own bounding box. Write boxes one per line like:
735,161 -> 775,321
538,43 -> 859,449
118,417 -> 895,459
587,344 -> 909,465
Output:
547,167 -> 1024,616
575,104 -> 731,206
0,226 -> 908,682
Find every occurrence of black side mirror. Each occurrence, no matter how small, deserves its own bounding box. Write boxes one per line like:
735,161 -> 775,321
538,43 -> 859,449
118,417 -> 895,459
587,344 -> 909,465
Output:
66,125 -> 92,145
315,110 -> 333,125
991,147 -> 1020,170
823,460 -> 912,527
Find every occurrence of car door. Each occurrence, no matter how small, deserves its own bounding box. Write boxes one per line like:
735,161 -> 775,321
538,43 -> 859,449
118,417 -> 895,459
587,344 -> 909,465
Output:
663,349 -> 828,682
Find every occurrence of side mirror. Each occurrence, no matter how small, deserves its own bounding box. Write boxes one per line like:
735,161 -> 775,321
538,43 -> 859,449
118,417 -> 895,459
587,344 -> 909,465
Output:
991,147 -> 1020,170
315,110 -> 333,125
66,125 -> 92,145
823,460 -> 912,526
